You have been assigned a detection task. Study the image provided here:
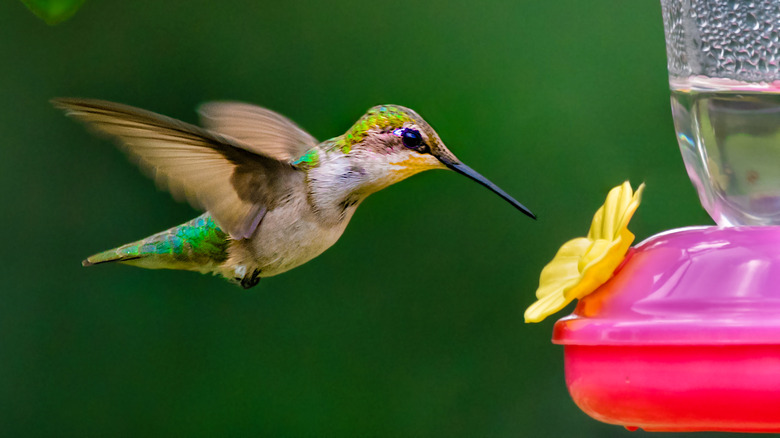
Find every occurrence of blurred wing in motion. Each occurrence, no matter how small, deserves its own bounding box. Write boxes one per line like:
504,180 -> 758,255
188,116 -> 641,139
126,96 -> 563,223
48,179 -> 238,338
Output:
199,101 -> 318,162
52,98 -> 301,240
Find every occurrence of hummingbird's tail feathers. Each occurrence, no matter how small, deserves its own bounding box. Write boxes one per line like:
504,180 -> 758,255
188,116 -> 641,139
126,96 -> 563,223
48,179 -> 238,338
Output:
81,213 -> 231,273
82,254 -> 140,267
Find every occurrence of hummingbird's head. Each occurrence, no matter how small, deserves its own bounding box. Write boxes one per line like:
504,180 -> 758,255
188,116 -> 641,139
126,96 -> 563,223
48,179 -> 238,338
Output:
340,105 -> 535,219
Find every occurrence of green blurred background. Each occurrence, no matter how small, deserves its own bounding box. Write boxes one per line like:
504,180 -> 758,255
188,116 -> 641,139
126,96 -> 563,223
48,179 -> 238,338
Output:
2,0 -> 758,436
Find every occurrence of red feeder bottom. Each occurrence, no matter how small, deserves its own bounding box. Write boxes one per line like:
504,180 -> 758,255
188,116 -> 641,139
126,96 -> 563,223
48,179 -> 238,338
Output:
564,344 -> 780,432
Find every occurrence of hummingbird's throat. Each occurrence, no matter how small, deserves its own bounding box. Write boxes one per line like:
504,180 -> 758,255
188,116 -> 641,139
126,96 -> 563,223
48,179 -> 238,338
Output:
349,153 -> 443,196
377,154 -> 446,188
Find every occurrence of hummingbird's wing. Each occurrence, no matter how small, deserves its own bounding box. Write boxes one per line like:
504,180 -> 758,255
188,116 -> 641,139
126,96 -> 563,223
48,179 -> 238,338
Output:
198,102 -> 318,162
53,98 -> 301,240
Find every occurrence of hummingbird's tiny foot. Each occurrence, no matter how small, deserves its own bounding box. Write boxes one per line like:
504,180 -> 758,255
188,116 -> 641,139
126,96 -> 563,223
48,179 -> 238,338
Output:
240,269 -> 262,289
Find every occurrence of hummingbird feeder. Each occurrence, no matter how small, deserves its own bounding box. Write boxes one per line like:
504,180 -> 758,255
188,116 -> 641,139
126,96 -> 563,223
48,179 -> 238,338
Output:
526,0 -> 780,432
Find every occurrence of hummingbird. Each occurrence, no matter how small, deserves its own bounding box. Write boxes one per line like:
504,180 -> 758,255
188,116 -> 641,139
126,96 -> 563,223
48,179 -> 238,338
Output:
53,98 -> 535,288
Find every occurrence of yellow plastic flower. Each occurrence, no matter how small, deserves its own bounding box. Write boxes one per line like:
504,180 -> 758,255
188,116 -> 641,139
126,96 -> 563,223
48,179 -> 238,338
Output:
525,181 -> 644,323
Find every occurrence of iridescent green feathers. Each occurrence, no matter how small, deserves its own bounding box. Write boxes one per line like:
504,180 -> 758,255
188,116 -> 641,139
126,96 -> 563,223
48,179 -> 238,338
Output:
333,105 -> 457,165
83,214 -> 229,272
297,105 -> 434,167
341,105 -> 421,153
290,148 -> 320,170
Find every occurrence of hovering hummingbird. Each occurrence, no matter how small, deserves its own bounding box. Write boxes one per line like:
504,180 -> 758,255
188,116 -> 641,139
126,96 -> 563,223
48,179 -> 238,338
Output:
53,99 -> 535,288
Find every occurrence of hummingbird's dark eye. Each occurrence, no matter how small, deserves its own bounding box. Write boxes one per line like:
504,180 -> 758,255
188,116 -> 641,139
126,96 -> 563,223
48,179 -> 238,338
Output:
400,128 -> 428,152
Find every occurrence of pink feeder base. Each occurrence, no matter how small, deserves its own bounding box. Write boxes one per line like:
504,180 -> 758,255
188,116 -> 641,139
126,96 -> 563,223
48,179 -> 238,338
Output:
564,344 -> 780,432
553,227 -> 780,432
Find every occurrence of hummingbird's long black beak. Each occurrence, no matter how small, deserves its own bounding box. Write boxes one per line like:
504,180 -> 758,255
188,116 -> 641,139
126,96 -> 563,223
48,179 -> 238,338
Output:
441,159 -> 536,219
